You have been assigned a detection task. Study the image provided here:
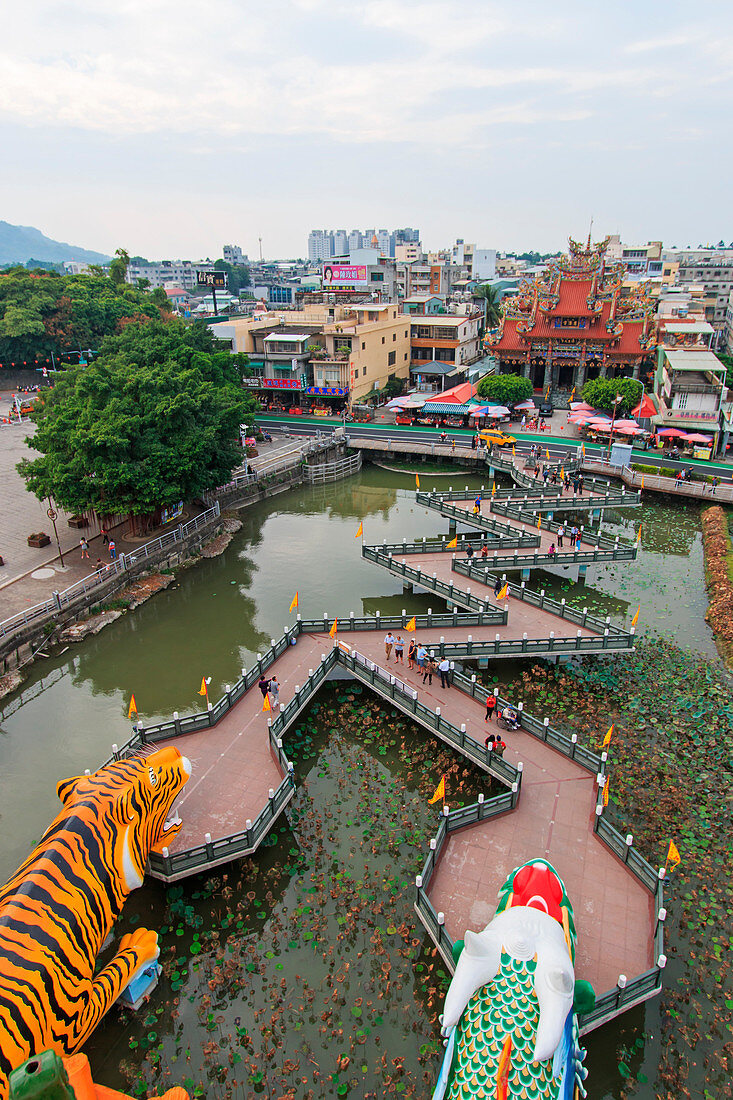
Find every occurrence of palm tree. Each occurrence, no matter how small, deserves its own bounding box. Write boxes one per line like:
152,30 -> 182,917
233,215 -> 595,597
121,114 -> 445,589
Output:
473,284 -> 502,329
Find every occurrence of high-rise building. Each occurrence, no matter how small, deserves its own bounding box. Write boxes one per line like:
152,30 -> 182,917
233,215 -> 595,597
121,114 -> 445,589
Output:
348,229 -> 363,251
223,244 -> 248,266
376,229 -> 394,256
308,230 -> 334,263
394,228 -> 420,245
333,230 -> 349,257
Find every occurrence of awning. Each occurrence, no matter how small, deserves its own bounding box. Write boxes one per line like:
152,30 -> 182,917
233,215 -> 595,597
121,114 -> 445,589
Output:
416,403 -> 475,415
410,362 -> 456,376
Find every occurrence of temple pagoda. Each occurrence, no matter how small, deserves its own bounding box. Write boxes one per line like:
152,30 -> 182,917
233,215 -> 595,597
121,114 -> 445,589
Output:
485,235 -> 657,392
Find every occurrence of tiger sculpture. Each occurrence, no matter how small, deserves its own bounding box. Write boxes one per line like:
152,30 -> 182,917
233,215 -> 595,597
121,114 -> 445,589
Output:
0,746 -> 191,1100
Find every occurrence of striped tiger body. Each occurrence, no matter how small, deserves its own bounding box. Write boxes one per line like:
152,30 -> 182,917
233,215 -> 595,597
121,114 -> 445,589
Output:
0,746 -> 191,1100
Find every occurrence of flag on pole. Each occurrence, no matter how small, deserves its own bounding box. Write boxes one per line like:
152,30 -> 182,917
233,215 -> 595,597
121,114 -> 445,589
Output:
497,582 -> 509,601
289,592 -> 299,612
428,775 -> 446,805
128,694 -> 138,719
405,616 -> 416,632
602,724 -> 614,748
198,677 -> 209,698
262,693 -> 271,712
355,522 -> 363,538
491,482 -> 496,497
631,606 -> 640,627
415,474 -> 420,489
560,467 -> 564,479
546,448 -> 550,460
581,442 -> 586,457
329,618 -> 338,638
641,475 -> 644,490
537,515 -> 542,530
602,780 -> 609,807
636,527 -> 642,544
666,839 -> 681,871
511,444 -> 515,457
447,535 -> 458,549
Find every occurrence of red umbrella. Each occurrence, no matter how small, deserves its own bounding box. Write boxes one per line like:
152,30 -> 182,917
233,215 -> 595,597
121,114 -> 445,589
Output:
615,425 -> 644,435
632,394 -> 657,418
570,401 -> 595,411
684,433 -> 713,443
657,428 -> 689,438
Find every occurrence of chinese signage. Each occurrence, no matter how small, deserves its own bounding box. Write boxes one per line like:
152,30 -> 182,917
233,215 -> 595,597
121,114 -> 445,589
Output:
322,264 -> 367,288
263,378 -> 301,390
304,386 -> 347,396
161,501 -> 184,525
197,270 -> 227,288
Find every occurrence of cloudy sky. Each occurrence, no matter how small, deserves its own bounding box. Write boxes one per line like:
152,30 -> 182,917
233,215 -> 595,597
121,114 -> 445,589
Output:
2,0 -> 731,260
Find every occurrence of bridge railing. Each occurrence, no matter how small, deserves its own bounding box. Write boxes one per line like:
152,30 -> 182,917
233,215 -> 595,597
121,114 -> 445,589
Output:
453,542 -> 636,571
361,546 -> 507,620
375,531 -> 539,554
297,609 -> 508,634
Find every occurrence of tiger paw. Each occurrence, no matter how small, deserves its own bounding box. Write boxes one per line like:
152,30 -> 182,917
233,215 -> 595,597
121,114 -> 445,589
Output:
118,927 -> 160,968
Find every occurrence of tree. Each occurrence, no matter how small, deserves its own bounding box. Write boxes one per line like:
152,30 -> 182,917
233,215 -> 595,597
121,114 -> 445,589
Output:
473,284 -> 502,328
214,259 -> 251,294
108,247 -> 130,287
581,377 -> 643,415
18,319 -> 259,520
476,373 -> 533,405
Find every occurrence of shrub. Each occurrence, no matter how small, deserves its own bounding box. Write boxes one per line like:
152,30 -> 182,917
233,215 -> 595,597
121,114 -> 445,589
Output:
475,374 -> 533,405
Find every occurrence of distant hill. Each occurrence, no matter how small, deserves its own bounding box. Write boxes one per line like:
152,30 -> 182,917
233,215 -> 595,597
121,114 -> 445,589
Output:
0,221 -> 111,266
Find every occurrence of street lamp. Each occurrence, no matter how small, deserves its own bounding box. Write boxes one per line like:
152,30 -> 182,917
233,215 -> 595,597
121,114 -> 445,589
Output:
605,392 -> 624,462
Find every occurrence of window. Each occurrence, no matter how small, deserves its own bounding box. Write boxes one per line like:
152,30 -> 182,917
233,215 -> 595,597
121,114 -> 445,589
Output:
362,367 -> 367,376
434,327 -> 455,339
404,330 -> 408,337
388,351 -> 396,366
362,341 -> 366,349
382,337 -> 385,344
392,332 -> 396,341
404,353 -> 408,360
371,272 -> 384,282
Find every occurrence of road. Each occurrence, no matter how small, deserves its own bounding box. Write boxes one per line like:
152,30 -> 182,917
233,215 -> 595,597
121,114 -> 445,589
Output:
257,414 -> 733,484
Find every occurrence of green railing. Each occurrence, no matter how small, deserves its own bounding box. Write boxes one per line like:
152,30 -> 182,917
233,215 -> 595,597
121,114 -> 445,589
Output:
453,541 -> 636,573
361,546 -> 507,619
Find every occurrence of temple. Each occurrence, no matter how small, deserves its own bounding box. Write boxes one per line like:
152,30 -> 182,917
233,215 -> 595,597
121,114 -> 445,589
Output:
486,235 -> 657,391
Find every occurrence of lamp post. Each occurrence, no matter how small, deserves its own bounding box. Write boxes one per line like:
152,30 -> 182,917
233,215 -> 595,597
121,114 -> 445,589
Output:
605,392 -> 623,463
47,499 -> 65,567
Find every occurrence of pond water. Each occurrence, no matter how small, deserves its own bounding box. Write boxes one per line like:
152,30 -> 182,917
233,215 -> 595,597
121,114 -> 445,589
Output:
0,464 -> 722,1098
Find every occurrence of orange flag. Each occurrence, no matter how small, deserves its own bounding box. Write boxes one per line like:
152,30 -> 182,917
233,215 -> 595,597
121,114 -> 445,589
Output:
415,474 -> 420,489
537,515 -> 542,530
428,776 -> 446,805
641,475 -> 645,490
602,780 -> 609,807
289,592 -> 299,612
329,618 -> 338,638
262,693 -> 271,712
127,694 -> 138,719
447,536 -> 458,549
546,448 -> 550,460
631,606 -> 640,627
405,616 -> 416,632
636,526 -> 642,544
602,724 -> 614,748
355,522 -> 363,538
666,839 -> 681,871
497,582 -> 509,601
198,677 -> 209,697
491,482 -> 496,497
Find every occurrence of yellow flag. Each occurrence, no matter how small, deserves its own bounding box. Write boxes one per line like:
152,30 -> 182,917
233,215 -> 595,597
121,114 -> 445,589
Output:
262,693 -> 271,712
636,527 -> 642,544
405,616 -> 416,633
560,467 -> 564,479
128,694 -> 138,719
511,445 -> 515,456
602,780 -> 609,807
329,618 -> 338,638
546,448 -> 550,460
641,475 -> 645,490
537,515 -> 542,530
491,482 -> 496,497
631,605 -> 640,627
447,536 -> 457,549
355,522 -> 363,538
602,724 -> 614,748
415,474 -> 420,489
198,677 -> 208,697
497,582 -> 509,601
428,775 -> 446,805
666,839 -> 681,871
581,442 -> 586,456
289,592 -> 299,612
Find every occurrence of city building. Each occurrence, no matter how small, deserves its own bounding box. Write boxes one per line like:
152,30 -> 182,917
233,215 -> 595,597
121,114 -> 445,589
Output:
402,295 -> 445,315
332,230 -> 348,256
662,246 -> 733,347
308,227 -> 418,262
486,235 -> 657,391
394,227 -> 420,245
223,245 -> 248,266
307,230 -> 334,262
348,230 -> 364,251
651,346 -> 726,451
606,236 -> 663,277
322,250 -> 397,300
126,259 -> 215,291
473,249 -> 497,281
395,242 -> 423,263
410,313 -> 482,392
62,261 -> 94,275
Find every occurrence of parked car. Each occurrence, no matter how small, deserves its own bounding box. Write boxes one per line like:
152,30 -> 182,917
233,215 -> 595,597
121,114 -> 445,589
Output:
537,402 -> 554,417
478,429 -> 517,448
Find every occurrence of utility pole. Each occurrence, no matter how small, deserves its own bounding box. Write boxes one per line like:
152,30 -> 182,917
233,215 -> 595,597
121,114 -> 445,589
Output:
259,237 -> 263,262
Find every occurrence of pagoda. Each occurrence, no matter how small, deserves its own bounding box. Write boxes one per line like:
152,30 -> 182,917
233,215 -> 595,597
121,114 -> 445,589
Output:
486,235 -> 657,391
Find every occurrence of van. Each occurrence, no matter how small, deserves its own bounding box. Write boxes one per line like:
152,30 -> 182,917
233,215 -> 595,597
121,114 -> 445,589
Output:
478,429 -> 517,448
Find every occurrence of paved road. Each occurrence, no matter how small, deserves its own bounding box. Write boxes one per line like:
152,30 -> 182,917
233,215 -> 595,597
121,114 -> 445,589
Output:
259,415 -> 733,483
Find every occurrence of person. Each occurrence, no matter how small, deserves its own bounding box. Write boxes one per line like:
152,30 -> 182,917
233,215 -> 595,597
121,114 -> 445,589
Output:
108,539 -> 117,560
493,737 -> 507,758
451,439 -> 456,452
675,471 -> 683,488
268,675 -> 280,706
485,694 -> 497,722
578,474 -> 584,493
480,543 -> 488,559
471,434 -> 477,450
711,476 -> 720,495
101,525 -> 109,546
474,495 -> 482,512
80,537 -> 89,560
557,523 -> 565,548
407,638 -> 417,670
493,576 -> 503,598
438,656 -> 450,689
440,431 -> 447,443
521,414 -> 526,429
258,675 -> 270,699
575,531 -> 582,551
466,543 -> 474,561
548,542 -> 556,558
394,635 -> 404,663
384,631 -> 395,660
542,467 -> 549,484
501,706 -> 520,730
485,733 -> 495,752
95,558 -> 104,574
423,653 -> 437,685
416,643 -> 427,672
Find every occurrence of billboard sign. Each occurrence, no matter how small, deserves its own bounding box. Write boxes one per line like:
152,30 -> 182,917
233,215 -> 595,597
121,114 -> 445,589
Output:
197,270 -> 227,288
322,264 -> 367,288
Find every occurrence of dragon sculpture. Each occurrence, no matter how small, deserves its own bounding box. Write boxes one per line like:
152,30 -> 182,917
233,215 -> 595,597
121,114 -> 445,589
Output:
433,859 -> 594,1100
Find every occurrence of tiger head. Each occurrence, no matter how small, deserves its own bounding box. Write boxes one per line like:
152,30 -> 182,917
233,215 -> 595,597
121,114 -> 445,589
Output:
55,747 -> 191,893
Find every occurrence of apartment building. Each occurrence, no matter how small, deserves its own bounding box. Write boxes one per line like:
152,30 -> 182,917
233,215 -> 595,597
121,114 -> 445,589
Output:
409,314 -> 482,391
223,245 -> 248,265
662,247 -> 733,346
606,236 -> 663,276
126,259 -> 215,290
652,347 -> 726,451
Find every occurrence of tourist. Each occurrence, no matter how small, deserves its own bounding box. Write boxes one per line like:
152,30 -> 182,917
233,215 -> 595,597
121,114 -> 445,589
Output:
578,474 -> 585,493
485,694 -> 497,722
471,434 -> 477,450
521,415 -> 526,429
384,631 -> 395,660
548,542 -> 556,558
485,733 -> 495,752
79,537 -> 89,560
493,737 -> 507,758
542,468 -> 549,484
394,635 -> 404,663
493,576 -> 503,598
108,539 -> 117,560
407,638 -> 417,669
258,675 -> 270,699
422,653 -> 437,686
95,558 -> 104,574
416,643 -> 427,672
711,476 -> 720,495
466,543 -> 474,561
438,656 -> 451,689
101,525 -> 109,546
268,676 -> 280,707
451,439 -> 456,452
480,543 -> 488,559
501,706 -> 520,730
575,531 -> 582,551
474,495 -> 482,512
557,523 -> 565,548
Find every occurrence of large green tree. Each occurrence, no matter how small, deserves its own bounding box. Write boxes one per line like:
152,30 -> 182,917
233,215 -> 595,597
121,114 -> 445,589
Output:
581,377 -> 643,415
473,284 -> 502,328
213,259 -> 251,294
476,373 -> 533,405
18,319 -> 258,519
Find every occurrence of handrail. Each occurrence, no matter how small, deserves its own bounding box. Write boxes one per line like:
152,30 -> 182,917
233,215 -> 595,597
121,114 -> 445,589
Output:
361,546 -> 507,619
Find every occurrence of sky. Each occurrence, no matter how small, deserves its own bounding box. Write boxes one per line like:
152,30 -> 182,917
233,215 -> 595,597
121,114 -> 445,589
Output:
2,0 -> 732,261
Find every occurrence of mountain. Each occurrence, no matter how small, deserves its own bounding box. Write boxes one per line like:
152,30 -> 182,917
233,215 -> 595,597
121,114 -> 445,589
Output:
0,221 -> 111,266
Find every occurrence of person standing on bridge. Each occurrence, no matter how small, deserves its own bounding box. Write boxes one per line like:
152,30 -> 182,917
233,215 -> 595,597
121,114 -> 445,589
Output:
485,694 -> 497,722
407,638 -> 417,670
557,523 -> 564,548
384,631 -> 395,661
466,543 -> 474,561
493,576 -> 503,598
438,656 -> 451,689
268,676 -> 280,707
258,675 -> 270,699
394,635 -> 404,663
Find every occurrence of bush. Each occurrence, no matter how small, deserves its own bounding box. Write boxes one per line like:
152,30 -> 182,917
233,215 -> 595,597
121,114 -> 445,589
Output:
581,378 -> 642,415
475,374 -> 533,405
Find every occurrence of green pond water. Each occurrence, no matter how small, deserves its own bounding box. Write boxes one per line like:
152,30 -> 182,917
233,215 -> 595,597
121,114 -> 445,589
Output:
0,464 -> 723,1097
